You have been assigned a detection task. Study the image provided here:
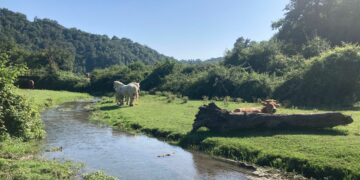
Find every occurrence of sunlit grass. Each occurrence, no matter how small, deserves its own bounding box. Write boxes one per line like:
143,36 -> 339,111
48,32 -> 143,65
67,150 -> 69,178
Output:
93,94 -> 360,179
15,89 -> 91,110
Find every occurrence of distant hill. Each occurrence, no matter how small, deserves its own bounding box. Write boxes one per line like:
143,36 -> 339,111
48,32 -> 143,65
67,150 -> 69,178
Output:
0,8 -> 175,72
204,57 -> 223,63
180,57 -> 223,64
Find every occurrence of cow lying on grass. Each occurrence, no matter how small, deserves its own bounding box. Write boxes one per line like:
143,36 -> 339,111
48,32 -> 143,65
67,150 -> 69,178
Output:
233,99 -> 280,114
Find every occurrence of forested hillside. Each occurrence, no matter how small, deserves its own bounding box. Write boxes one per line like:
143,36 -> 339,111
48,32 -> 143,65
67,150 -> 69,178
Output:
0,8 -> 174,72
2,0 -> 360,107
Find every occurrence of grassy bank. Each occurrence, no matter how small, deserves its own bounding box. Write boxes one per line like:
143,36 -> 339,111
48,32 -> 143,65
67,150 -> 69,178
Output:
92,95 -> 360,179
0,89 -> 90,179
15,89 -> 92,110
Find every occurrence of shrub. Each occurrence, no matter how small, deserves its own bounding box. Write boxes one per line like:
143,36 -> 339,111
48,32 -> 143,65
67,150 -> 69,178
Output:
0,54 -> 45,140
223,96 -> 231,107
90,63 -> 147,93
275,44 -> 360,106
202,96 -> 209,104
141,60 -> 177,91
234,97 -> 243,103
185,66 -> 236,99
82,171 -> 118,180
301,36 -> 331,59
181,96 -> 189,104
232,72 -> 275,102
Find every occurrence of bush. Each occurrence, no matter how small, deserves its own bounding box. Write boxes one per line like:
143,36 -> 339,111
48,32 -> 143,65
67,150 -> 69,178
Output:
275,44 -> 360,106
0,54 -> 45,140
301,36 -> 331,59
141,60 -> 177,91
223,96 -> 231,107
232,74 -> 273,102
90,64 -> 147,93
184,66 -> 236,99
82,171 -> 118,180
181,96 -> 189,104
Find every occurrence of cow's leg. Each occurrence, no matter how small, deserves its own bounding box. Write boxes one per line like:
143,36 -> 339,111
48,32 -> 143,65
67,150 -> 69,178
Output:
115,94 -> 118,105
124,95 -> 128,105
129,96 -> 134,106
115,93 -> 121,106
120,95 -> 125,106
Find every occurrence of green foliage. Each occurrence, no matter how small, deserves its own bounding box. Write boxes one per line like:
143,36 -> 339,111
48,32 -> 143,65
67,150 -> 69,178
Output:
0,8 -> 173,73
273,0 -> 360,50
19,71 -> 90,92
141,60 -> 177,91
223,38 -> 303,75
275,44 -> 360,106
301,36 -> 331,59
83,171 -> 118,180
223,96 -> 230,107
0,158 -> 79,180
90,62 -> 148,93
181,96 -> 189,104
0,54 -> 45,140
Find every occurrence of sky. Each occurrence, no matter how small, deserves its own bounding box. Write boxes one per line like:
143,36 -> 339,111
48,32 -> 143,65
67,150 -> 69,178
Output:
1,0 -> 289,60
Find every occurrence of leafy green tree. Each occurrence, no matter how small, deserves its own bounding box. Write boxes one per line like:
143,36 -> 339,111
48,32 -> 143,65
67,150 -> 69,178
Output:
274,44 -> 360,106
141,61 -> 177,91
273,0 -> 360,49
223,38 -> 297,75
0,53 -> 45,140
0,8 -> 174,73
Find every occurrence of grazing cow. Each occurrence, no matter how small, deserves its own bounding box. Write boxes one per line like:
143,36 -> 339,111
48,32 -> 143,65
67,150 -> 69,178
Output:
27,80 -> 34,89
233,99 -> 280,114
129,82 -> 140,102
113,81 -> 138,106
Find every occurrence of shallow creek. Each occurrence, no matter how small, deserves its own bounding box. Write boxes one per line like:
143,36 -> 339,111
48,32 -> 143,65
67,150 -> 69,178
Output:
40,101 -> 293,180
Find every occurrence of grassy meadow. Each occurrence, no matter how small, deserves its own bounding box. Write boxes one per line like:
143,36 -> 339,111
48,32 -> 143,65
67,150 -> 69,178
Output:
92,94 -> 360,179
0,89 -> 90,179
15,89 -> 92,110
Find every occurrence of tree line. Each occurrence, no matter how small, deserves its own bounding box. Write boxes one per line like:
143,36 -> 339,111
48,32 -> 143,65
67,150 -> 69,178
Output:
2,0 -> 360,107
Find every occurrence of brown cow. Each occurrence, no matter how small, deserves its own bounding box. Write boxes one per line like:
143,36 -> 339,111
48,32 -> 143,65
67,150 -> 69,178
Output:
27,80 -> 34,89
233,99 -> 280,114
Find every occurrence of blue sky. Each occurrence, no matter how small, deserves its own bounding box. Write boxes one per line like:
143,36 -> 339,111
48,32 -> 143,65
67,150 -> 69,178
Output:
1,0 -> 289,60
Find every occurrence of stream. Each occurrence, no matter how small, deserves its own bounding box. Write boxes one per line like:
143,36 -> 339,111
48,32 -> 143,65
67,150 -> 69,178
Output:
40,101 -> 261,180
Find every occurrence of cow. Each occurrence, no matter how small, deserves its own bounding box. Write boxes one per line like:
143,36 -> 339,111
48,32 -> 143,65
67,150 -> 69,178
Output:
129,82 -> 140,102
113,81 -> 138,106
233,99 -> 280,114
27,80 -> 34,89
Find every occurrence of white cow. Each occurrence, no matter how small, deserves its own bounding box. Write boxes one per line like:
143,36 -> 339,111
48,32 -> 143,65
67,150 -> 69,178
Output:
129,82 -> 140,102
113,81 -> 139,106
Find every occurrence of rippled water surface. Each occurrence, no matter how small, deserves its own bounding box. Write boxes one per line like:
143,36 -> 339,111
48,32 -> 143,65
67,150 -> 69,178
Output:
41,101 -> 254,180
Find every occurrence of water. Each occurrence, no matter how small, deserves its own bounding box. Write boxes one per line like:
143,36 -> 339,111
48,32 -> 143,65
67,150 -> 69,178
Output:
41,101 -> 254,180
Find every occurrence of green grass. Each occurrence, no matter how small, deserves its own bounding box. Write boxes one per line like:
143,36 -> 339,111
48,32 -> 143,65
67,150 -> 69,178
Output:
83,171 -> 118,180
0,89 -> 91,179
15,89 -> 91,110
93,95 -> 360,179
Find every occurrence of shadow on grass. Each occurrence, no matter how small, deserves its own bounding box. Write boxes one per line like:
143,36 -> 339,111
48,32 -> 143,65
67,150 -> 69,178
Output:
283,104 -> 360,111
99,105 -> 132,111
179,128 -> 348,147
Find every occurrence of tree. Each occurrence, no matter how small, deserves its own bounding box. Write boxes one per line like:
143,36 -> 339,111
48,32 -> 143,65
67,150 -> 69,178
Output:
274,44 -> 360,106
0,53 -> 45,140
273,0 -> 360,48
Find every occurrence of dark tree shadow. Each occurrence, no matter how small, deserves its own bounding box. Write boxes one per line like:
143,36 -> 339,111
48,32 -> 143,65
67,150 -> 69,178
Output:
179,127 -> 348,148
99,104 -> 131,111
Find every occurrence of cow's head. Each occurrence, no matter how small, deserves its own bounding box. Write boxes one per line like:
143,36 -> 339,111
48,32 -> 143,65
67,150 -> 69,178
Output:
261,99 -> 280,114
